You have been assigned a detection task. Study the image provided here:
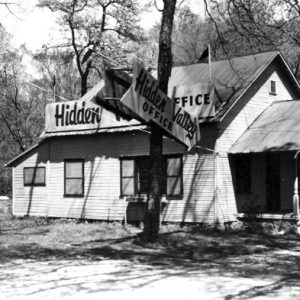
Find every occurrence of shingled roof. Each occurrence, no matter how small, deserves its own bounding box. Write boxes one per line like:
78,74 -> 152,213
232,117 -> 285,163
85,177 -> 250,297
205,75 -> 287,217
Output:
230,100 -> 300,153
167,50 -> 300,121
98,50 -> 300,123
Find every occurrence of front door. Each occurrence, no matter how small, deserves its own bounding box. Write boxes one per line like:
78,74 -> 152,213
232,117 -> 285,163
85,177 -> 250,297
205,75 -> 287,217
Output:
265,153 -> 281,212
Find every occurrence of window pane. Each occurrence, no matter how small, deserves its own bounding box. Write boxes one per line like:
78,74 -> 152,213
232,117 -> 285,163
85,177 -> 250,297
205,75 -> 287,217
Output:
35,168 -> 45,184
167,177 -> 181,195
66,162 -> 82,178
65,179 -> 83,195
167,158 -> 181,176
122,160 -> 134,177
136,158 -> 150,194
24,168 -> 34,185
24,167 -> 45,185
122,178 -> 134,195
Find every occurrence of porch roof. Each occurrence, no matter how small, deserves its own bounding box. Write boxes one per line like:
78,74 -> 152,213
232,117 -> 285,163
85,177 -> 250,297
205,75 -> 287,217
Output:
230,100 -> 300,153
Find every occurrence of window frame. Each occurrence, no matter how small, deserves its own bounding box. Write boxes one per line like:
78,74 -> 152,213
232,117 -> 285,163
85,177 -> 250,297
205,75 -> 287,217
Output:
120,155 -> 183,199
120,158 -> 135,196
64,159 -> 84,197
23,167 -> 46,187
269,80 -> 277,95
166,156 -> 183,197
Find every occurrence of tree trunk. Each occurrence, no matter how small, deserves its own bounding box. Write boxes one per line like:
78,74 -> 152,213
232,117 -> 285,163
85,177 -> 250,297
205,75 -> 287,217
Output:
143,0 -> 177,242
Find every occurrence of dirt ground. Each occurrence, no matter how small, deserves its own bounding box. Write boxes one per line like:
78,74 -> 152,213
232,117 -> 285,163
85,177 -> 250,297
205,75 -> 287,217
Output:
1,218 -> 300,299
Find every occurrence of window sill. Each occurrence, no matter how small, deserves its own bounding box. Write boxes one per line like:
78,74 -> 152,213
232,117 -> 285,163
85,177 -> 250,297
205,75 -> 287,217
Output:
166,195 -> 183,200
123,195 -> 147,202
64,194 -> 84,198
121,195 -> 183,202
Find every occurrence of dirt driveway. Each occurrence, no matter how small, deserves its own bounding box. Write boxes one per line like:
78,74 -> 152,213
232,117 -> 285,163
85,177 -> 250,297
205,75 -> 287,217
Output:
1,219 -> 300,299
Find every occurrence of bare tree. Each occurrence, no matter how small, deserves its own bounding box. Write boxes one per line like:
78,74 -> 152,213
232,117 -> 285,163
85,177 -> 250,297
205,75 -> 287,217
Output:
206,0 -> 300,78
38,0 -> 144,96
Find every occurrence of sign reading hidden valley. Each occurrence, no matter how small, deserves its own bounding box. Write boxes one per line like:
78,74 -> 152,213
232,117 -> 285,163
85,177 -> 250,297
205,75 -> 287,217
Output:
121,62 -> 201,149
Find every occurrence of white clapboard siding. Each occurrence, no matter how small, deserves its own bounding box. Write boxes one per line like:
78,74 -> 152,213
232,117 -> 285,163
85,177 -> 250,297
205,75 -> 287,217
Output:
217,66 -> 295,221
163,153 -> 215,223
219,70 -> 293,151
12,142 -> 49,216
45,131 -> 185,221
12,130 -> 216,223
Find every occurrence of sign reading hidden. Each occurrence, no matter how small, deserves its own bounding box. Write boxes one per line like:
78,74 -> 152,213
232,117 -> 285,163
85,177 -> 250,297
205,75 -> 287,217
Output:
45,81 -> 106,134
121,62 -> 201,149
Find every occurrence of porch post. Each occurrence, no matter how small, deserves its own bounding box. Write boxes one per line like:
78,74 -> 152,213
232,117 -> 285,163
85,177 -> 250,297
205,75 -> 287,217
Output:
293,177 -> 299,217
294,152 -> 300,218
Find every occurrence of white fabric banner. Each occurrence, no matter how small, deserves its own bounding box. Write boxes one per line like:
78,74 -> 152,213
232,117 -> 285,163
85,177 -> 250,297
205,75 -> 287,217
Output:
170,82 -> 215,118
121,62 -> 201,149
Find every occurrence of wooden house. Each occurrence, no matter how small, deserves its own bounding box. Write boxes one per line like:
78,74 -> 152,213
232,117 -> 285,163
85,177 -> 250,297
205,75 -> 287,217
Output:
6,51 -> 300,224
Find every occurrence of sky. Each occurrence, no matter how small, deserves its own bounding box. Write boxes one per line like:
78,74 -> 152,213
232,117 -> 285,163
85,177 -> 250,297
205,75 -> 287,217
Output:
0,0 -> 205,52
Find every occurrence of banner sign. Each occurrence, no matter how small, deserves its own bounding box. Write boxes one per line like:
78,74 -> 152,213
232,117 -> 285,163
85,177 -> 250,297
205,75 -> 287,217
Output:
45,81 -> 107,134
170,82 -> 215,118
45,99 -> 104,133
121,62 -> 201,149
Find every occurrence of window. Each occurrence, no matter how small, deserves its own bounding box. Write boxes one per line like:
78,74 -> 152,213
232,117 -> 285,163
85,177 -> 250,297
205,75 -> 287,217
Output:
167,157 -> 182,195
120,156 -> 183,198
270,80 -> 276,95
24,167 -> 45,186
64,159 -> 84,197
234,155 -> 251,193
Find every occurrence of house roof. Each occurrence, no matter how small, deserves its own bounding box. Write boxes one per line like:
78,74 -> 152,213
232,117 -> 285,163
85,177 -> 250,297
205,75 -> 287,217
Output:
98,51 -> 300,123
230,100 -> 300,153
5,124 -> 148,167
7,51 -> 300,166
167,51 -> 300,121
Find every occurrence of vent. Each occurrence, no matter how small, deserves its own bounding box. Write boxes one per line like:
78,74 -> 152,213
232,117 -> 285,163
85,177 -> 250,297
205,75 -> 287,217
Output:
270,80 -> 276,95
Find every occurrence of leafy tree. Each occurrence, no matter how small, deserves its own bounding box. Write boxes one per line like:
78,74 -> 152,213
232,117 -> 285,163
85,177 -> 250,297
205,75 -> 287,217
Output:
171,6 -> 215,65
33,48 -> 81,101
0,26 -> 46,195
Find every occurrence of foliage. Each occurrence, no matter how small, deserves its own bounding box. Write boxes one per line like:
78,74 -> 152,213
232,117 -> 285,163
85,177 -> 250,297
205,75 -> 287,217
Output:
208,0 -> 300,79
0,26 -> 46,195
37,0 -> 145,95
172,6 -> 213,65
33,48 -> 81,101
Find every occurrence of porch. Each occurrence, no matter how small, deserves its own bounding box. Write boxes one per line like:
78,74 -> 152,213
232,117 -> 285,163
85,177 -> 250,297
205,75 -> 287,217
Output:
229,100 -> 300,221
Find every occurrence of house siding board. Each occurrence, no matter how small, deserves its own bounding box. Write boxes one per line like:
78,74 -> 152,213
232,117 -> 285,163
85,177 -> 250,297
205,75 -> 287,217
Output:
217,153 -> 237,222
219,68 -> 293,151
12,142 -> 49,216
13,132 -> 215,223
162,153 -> 215,223
217,65 -> 295,222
